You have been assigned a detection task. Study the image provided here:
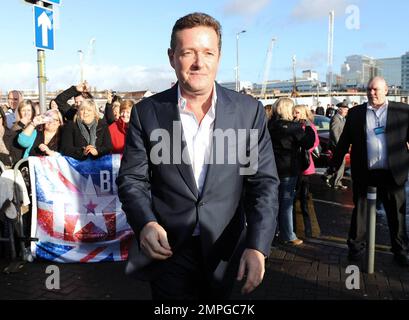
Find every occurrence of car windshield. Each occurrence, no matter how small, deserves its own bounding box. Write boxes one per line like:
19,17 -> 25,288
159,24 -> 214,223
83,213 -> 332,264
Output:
313,116 -> 330,132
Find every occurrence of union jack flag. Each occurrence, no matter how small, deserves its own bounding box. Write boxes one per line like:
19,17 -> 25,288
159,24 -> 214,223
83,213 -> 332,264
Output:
29,155 -> 133,263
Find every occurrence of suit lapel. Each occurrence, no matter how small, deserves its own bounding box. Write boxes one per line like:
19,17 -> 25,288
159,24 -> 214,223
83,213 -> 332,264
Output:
154,86 -> 198,199
201,84 -> 236,197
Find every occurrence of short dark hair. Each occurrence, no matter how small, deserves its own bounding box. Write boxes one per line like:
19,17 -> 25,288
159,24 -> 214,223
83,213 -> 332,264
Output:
170,12 -> 222,52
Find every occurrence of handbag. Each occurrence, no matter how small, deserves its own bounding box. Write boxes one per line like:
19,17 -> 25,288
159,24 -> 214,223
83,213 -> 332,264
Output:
311,145 -> 321,160
299,147 -> 311,171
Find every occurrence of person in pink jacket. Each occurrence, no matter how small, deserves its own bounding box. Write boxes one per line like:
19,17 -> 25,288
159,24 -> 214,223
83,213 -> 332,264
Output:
293,105 -> 320,216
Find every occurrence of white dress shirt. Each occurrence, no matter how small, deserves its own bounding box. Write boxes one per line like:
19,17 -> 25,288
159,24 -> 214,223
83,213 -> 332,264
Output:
177,85 -> 217,195
366,101 -> 389,170
177,85 -> 217,236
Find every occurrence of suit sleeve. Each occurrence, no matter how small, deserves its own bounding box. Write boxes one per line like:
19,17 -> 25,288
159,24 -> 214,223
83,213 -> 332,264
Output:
243,101 -> 280,257
330,116 -> 343,144
116,105 -> 157,239
330,115 -> 352,171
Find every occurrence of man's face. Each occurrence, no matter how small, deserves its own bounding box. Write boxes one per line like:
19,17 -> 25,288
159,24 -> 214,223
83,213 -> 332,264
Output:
367,79 -> 388,107
168,26 -> 220,96
74,95 -> 84,108
338,107 -> 348,117
7,92 -> 20,110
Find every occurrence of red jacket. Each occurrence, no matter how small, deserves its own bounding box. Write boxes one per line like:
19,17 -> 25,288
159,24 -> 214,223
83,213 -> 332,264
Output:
109,118 -> 128,154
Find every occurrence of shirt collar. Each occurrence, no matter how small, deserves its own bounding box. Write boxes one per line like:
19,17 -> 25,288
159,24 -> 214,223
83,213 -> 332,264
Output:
177,83 -> 217,117
367,99 -> 388,111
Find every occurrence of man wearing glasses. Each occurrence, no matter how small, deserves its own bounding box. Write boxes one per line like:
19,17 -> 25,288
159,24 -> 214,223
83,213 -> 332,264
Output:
5,90 -> 23,129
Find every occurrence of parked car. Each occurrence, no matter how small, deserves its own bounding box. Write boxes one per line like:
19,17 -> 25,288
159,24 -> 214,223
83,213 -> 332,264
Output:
313,115 -> 350,168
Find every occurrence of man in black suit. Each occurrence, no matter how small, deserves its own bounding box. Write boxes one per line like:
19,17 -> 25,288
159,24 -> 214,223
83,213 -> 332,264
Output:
329,76 -> 409,266
116,12 -> 279,299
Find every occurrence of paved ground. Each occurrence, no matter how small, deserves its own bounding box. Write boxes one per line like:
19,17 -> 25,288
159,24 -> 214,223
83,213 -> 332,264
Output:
2,239 -> 409,301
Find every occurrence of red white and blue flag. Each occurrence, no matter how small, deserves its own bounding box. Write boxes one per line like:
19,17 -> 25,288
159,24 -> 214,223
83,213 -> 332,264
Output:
29,155 -> 133,263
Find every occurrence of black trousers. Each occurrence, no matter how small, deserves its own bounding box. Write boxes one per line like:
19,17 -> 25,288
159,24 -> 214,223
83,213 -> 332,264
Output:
348,170 -> 409,255
150,236 -> 237,300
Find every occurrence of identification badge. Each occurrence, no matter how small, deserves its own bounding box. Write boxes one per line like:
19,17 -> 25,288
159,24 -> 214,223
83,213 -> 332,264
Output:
374,126 -> 385,135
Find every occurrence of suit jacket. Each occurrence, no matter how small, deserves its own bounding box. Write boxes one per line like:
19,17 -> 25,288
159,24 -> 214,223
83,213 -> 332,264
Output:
116,83 -> 280,282
330,101 -> 409,186
329,113 -> 346,150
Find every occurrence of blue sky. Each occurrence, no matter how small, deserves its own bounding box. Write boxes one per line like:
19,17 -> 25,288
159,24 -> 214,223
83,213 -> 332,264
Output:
1,0 -> 408,92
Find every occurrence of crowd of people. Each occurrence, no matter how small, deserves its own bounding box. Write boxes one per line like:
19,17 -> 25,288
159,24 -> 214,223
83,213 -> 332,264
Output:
0,83 -> 135,168
1,11 -> 408,301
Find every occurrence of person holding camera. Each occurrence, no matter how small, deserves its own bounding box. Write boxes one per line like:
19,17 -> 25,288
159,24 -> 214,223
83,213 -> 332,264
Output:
17,109 -> 64,158
54,81 -> 93,122
104,90 -> 122,125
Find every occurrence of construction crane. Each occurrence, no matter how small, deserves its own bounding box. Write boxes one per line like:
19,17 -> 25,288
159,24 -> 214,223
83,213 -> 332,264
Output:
260,37 -> 277,98
291,55 -> 299,97
327,10 -> 335,97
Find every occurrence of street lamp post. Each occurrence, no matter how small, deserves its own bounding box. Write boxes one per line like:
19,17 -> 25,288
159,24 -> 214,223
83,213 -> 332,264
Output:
235,30 -> 246,92
78,50 -> 84,83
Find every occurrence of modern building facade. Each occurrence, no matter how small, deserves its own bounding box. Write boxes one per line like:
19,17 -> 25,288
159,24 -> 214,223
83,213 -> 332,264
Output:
376,57 -> 401,87
341,55 -> 379,88
402,52 -> 409,92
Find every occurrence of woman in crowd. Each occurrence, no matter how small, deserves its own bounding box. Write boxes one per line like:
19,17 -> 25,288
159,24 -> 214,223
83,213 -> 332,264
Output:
104,91 -> 122,125
11,100 -> 36,132
0,108 -> 20,167
109,100 -> 133,154
49,99 -> 59,111
60,99 -> 112,160
268,98 -> 315,246
293,105 -> 320,217
17,109 -> 64,158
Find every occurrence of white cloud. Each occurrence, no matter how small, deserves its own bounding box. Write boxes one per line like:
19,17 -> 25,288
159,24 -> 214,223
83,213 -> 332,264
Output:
297,52 -> 327,70
0,63 -> 176,93
291,0 -> 354,21
223,0 -> 272,18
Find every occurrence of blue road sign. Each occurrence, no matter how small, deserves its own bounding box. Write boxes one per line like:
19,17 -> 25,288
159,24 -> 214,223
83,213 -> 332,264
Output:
34,5 -> 54,50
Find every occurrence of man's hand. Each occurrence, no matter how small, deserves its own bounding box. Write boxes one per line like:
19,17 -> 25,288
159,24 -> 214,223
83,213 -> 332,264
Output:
236,248 -> 265,295
76,81 -> 90,93
139,221 -> 173,260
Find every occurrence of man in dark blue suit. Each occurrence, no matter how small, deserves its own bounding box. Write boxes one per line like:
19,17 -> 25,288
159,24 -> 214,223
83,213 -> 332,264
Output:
330,76 -> 409,266
116,12 -> 279,299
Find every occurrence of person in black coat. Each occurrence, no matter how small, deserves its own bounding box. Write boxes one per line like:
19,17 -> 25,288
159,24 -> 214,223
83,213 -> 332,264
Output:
60,99 -> 113,160
329,76 -> 409,266
268,97 -> 315,246
54,82 -> 93,122
0,108 -> 22,167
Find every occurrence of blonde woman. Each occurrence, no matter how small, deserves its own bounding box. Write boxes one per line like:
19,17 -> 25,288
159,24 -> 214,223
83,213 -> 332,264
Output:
268,98 -> 315,245
293,105 -> 320,217
11,100 -> 36,132
60,99 -> 113,160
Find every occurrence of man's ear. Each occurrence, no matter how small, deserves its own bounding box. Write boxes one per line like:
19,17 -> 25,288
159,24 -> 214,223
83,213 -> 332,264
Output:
168,48 -> 175,69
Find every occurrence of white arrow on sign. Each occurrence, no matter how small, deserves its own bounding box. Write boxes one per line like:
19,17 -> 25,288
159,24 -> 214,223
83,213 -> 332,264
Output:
38,11 -> 52,47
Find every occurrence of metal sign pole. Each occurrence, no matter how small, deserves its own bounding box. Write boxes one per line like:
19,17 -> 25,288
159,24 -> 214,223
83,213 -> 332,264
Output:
37,49 -> 47,114
366,186 -> 377,274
